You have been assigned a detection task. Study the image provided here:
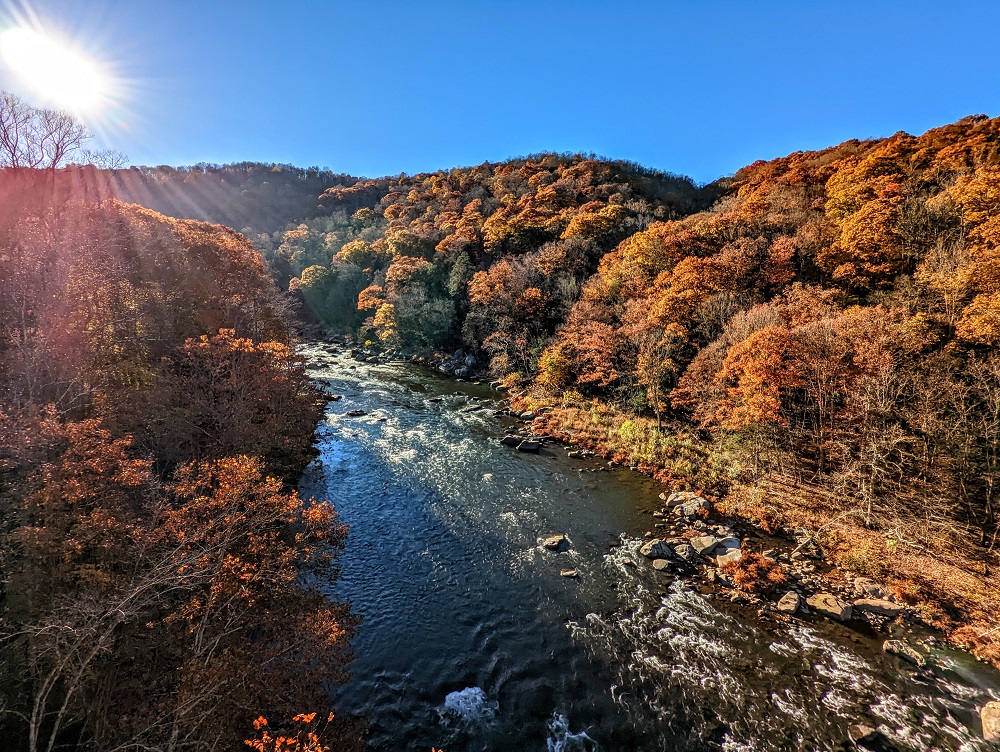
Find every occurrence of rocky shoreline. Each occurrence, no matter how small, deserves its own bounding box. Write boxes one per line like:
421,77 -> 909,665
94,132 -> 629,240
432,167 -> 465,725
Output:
493,405 -> 1000,749
300,329 -> 1000,747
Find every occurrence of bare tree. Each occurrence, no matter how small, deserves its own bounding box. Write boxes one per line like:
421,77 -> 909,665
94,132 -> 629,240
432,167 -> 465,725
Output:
0,92 -> 91,169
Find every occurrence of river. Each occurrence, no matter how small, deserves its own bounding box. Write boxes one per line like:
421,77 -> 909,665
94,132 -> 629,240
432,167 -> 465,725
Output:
297,343 -> 1000,752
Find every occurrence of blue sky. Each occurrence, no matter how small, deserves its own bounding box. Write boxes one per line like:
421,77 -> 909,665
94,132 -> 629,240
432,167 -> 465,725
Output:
0,0 -> 997,183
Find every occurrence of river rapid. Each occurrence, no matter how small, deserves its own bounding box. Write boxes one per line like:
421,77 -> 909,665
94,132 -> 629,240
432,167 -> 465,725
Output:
297,343 -> 1000,752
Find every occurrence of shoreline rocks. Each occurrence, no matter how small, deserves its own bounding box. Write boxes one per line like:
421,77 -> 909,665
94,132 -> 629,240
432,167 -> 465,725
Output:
982,701 -> 1000,742
806,593 -> 853,621
882,639 -> 926,667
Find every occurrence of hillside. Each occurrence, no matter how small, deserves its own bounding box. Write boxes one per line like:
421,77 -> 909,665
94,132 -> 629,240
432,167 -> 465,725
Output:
251,117 -> 1000,663
513,115 -> 1000,662
0,178 -> 359,751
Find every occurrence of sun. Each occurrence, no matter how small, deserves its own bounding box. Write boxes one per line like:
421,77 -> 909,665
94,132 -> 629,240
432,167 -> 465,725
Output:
0,26 -> 105,113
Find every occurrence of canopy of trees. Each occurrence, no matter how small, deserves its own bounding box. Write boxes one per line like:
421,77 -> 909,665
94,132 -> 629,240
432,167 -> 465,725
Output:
521,117 -> 1000,643
258,153 -> 715,354
0,173 -> 357,751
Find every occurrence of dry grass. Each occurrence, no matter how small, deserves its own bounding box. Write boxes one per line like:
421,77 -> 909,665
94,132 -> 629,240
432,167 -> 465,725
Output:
720,551 -> 788,593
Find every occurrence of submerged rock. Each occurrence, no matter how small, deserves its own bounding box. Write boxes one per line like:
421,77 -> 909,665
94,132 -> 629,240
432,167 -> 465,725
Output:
516,439 -> 541,453
882,639 -> 926,667
806,593 -> 852,621
776,591 -> 801,614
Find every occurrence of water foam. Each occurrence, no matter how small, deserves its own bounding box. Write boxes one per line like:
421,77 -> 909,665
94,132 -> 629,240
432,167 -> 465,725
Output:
545,713 -> 598,751
437,686 -> 499,730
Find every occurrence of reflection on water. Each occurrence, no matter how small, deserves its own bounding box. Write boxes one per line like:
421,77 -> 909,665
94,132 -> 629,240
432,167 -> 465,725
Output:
298,344 -> 1000,751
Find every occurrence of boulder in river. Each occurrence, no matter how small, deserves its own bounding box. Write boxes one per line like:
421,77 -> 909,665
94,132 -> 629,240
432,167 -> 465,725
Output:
776,591 -> 801,614
981,701 -> 1000,742
639,539 -> 672,559
882,639 -> 926,667
848,725 -> 900,751
346,409 -> 367,417
541,534 -> 568,551
460,404 -> 483,413
690,535 -> 720,556
559,569 -> 578,578
853,598 -> 905,618
500,435 -> 522,447
516,439 -> 541,453
806,593 -> 853,621
651,558 -> 672,572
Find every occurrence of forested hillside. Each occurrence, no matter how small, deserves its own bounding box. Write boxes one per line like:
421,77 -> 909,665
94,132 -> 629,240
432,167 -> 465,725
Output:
99,161 -> 358,234
0,171 -> 358,751
249,118 -> 1000,663
257,155 -> 715,352
518,115 -> 1000,660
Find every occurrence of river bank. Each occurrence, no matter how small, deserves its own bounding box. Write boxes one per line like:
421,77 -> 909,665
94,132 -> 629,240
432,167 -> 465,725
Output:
488,389 -> 1000,675
298,336 -> 1000,750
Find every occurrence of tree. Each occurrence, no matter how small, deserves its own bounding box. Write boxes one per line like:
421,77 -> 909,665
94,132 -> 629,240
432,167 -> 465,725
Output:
0,92 -> 90,169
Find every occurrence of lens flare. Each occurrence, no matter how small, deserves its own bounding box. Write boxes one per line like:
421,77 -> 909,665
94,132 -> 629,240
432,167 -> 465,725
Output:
1,26 -> 105,112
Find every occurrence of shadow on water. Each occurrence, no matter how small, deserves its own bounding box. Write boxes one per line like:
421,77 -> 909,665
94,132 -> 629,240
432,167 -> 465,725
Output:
298,344 -> 1000,752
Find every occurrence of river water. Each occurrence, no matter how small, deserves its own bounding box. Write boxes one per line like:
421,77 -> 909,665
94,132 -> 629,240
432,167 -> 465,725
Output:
297,344 -> 1000,752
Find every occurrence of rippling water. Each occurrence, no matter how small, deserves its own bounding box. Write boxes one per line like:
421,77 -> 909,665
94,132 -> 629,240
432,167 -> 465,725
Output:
297,344 -> 1000,751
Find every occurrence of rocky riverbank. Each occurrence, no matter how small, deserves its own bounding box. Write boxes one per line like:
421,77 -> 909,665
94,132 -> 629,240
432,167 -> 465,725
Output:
491,402 -> 1000,748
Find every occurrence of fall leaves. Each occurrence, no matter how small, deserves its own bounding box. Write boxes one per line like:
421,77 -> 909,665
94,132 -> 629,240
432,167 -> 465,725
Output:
0,191 -> 355,751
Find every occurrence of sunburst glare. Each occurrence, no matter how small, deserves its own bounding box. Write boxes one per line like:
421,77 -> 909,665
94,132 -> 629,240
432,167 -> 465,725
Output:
0,26 -> 107,113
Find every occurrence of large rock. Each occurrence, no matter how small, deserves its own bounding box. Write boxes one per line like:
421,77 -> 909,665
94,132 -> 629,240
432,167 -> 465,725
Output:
516,440 -> 541,453
662,490 -> 696,507
651,558 -> 672,572
982,701 -> 1000,742
500,435 -> 522,447
853,598 -> 905,618
690,535 -> 721,556
715,547 -> 743,566
541,534 -> 567,551
854,577 -> 888,599
806,593 -> 853,621
848,725 -> 899,752
776,591 -> 801,614
673,543 -> 698,563
882,639 -> 926,667
639,539 -> 673,559
673,496 -> 711,518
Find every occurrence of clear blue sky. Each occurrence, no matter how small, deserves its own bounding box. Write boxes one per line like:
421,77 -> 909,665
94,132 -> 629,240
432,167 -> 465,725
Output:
1,0 -> 997,184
